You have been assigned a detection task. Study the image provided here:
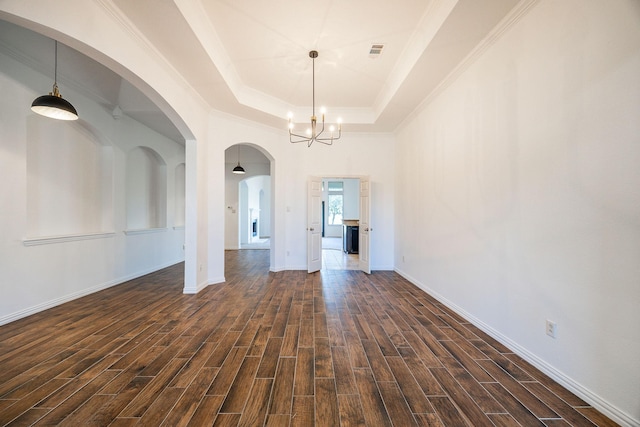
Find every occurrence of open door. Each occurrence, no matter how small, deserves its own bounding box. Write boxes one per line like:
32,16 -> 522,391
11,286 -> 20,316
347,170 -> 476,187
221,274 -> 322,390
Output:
308,176 -> 322,273
359,177 -> 371,274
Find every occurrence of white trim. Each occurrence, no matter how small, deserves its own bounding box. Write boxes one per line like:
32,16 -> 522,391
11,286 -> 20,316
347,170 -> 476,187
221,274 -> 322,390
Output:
397,0 -> 541,132
23,232 -> 116,246
209,276 -> 225,286
393,267 -> 637,427
124,227 -> 167,235
182,276 -> 224,294
0,259 -> 183,327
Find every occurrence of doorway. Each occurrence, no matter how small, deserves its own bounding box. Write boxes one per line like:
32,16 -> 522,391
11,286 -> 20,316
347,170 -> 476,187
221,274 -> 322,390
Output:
224,144 -> 273,254
313,177 -> 368,271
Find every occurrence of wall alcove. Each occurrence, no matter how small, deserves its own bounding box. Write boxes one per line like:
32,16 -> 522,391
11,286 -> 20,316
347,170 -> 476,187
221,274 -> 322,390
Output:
125,146 -> 167,231
26,117 -> 114,238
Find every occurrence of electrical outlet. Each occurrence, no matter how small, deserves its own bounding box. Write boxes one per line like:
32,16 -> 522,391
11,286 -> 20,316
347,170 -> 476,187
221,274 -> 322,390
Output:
546,320 -> 557,338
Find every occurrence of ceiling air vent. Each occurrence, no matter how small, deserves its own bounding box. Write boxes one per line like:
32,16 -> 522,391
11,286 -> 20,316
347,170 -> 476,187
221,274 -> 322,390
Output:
369,44 -> 384,57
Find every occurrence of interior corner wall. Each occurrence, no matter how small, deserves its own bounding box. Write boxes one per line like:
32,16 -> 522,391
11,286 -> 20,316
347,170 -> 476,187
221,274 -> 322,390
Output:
394,1 -> 640,424
0,50 -> 186,325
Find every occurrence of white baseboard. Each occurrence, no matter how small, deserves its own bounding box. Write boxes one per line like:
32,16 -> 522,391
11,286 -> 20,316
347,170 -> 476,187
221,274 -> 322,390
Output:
394,267 -> 638,427
209,276 -> 225,286
0,259 -> 184,327
372,264 -> 394,271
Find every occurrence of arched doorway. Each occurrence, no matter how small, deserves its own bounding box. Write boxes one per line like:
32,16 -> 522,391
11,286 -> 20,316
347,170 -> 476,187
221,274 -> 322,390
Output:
224,143 -> 274,256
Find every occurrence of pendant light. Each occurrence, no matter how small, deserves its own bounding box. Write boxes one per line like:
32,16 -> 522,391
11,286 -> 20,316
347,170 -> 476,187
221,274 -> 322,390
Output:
31,40 -> 78,121
232,145 -> 245,174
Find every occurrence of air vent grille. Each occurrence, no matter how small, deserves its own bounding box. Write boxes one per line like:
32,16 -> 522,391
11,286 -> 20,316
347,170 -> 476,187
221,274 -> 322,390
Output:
369,44 -> 384,56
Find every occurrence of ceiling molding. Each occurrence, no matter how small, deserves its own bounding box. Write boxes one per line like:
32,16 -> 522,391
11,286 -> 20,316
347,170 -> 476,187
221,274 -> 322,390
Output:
174,0 -> 381,125
372,0 -> 459,120
396,0 -> 541,133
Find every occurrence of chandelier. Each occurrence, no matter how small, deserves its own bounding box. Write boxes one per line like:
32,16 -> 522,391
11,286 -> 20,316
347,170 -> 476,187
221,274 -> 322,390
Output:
288,50 -> 341,147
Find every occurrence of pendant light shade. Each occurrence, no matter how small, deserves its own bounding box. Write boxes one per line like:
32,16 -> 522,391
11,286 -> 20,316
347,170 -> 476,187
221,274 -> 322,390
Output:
232,146 -> 245,174
31,86 -> 78,120
31,40 -> 78,121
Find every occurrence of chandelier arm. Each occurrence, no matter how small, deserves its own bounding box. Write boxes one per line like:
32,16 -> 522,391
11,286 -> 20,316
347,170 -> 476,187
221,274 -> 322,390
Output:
314,118 -> 326,140
316,126 -> 341,142
289,131 -> 313,144
316,136 -> 340,143
316,139 -> 333,146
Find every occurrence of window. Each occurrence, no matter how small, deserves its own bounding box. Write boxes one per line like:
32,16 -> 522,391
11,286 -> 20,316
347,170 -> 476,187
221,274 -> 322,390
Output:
327,181 -> 343,225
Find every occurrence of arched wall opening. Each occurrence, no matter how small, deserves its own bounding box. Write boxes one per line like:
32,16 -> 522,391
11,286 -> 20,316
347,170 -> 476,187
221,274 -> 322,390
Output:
0,11 -> 205,315
224,143 -> 275,267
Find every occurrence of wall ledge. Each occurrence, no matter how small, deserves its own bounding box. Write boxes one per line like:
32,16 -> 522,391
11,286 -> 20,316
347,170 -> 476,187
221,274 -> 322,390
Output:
23,232 -> 116,246
124,227 -> 167,235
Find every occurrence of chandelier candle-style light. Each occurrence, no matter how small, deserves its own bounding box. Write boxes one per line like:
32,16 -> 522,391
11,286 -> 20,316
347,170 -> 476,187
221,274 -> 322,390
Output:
288,50 -> 341,147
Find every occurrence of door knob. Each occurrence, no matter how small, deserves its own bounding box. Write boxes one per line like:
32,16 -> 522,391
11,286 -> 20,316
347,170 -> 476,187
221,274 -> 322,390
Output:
309,227 -> 314,231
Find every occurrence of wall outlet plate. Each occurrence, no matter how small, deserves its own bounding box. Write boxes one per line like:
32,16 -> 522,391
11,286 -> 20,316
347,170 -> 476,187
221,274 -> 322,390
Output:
546,319 -> 557,338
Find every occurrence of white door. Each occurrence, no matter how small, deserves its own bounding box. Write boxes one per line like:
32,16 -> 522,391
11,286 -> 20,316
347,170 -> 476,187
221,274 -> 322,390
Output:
359,177 -> 371,274
307,176 -> 323,273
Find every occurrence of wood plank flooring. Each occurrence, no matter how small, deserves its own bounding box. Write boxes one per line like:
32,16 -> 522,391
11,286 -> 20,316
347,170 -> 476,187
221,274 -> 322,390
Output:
0,250 -> 619,426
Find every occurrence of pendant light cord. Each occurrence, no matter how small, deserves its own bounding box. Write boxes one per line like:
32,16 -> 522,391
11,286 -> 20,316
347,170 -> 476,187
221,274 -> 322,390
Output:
52,40 -> 60,96
54,40 -> 58,85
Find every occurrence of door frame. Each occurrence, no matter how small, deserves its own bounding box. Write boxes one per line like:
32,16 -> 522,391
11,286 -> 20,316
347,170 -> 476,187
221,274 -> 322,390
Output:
307,174 -> 371,273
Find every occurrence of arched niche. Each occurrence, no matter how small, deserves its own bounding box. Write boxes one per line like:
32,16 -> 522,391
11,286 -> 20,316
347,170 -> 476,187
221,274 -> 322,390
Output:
125,146 -> 167,231
174,163 -> 186,228
26,117 -> 114,237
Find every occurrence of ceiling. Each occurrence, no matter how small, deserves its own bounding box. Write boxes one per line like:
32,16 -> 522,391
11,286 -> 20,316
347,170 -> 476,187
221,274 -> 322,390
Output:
1,0 -> 524,142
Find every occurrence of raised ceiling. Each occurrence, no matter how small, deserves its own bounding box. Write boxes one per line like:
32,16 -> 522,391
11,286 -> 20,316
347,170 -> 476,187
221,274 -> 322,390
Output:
1,0 -> 528,141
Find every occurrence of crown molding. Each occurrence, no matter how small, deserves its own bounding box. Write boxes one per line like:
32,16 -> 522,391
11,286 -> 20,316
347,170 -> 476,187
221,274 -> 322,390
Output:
398,0 -> 541,132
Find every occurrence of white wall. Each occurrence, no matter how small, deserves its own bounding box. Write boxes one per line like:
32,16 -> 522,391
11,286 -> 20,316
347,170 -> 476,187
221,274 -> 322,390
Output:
245,175 -> 268,242
259,176 -> 271,238
210,114 -> 395,272
323,178 -> 360,238
394,1 -> 640,425
342,178 -> 360,220
0,49 -> 186,325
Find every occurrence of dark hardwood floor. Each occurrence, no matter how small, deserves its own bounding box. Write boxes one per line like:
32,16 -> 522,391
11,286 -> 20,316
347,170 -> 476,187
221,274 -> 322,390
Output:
0,250 -> 618,426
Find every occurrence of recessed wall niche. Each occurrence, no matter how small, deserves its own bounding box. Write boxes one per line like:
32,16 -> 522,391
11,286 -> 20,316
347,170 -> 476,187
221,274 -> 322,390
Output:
174,163 -> 186,227
26,117 -> 114,237
125,146 -> 167,230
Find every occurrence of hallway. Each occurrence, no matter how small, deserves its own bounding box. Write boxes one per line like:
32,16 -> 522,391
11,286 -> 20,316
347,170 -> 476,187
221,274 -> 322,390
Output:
0,250 -> 617,426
